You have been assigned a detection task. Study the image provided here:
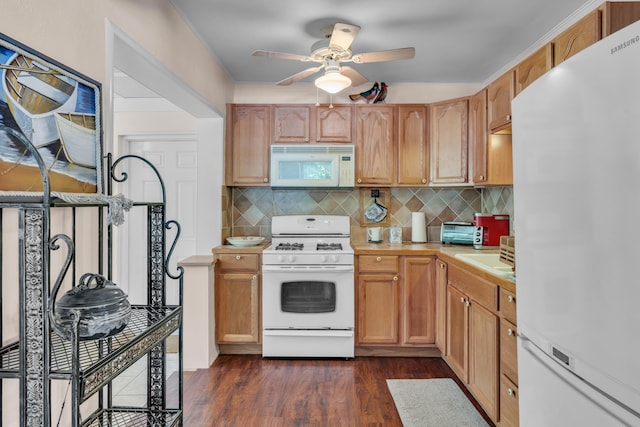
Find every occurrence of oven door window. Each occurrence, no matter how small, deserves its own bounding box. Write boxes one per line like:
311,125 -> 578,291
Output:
281,281 -> 336,313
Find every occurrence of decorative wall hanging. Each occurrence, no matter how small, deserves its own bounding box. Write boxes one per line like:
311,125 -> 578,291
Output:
0,32 -> 102,194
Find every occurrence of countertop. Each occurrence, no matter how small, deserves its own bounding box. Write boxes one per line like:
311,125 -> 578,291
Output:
212,241 -> 516,293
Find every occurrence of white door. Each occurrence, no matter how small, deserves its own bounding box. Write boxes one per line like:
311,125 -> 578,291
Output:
117,134 -> 197,305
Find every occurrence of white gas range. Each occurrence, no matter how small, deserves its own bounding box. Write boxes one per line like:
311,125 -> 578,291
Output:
262,215 -> 354,358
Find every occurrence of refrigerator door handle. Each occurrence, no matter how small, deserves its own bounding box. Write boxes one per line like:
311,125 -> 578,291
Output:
518,336 -> 640,425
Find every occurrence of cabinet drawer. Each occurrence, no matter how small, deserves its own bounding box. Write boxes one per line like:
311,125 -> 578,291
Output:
500,374 -> 520,427
500,318 -> 518,384
358,255 -> 399,273
216,253 -> 260,271
500,289 -> 517,323
448,265 -> 498,311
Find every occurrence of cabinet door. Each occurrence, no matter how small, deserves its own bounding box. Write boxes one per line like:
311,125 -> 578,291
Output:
401,257 -> 436,345
316,105 -> 352,142
273,105 -> 314,143
445,285 -> 468,381
553,10 -> 601,65
500,375 -> 520,427
357,273 -> 399,344
435,259 -> 448,353
355,105 -> 395,186
429,98 -> 468,185
468,299 -> 499,421
397,105 -> 428,186
515,44 -> 553,95
225,105 -> 270,185
469,90 -> 488,185
215,272 -> 260,343
500,318 -> 518,384
487,70 -> 514,133
601,2 -> 640,37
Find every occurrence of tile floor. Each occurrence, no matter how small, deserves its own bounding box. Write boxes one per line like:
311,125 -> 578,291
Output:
112,353 -> 179,407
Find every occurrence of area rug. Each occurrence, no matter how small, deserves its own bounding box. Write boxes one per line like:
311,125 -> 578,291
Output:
386,378 -> 490,427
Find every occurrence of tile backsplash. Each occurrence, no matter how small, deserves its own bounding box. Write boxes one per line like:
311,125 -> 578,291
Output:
222,186 -> 514,244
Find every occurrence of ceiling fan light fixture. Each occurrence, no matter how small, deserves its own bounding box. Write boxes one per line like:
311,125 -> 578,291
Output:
315,70 -> 351,94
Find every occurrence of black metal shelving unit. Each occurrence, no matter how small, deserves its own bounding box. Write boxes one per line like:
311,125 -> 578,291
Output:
0,145 -> 184,426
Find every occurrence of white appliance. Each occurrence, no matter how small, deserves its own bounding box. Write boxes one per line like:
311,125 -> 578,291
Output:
270,144 -> 355,187
512,21 -> 640,426
262,215 -> 354,358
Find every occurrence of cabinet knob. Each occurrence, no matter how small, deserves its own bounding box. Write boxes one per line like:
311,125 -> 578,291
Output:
465,300 -> 470,307
235,255 -> 241,260
421,178 -> 427,184
507,388 -> 515,397
507,328 -> 514,336
508,295 -> 515,303
439,263 -> 445,269
393,276 -> 398,281
479,175 -> 485,180
263,177 -> 269,183
460,297 -> 465,304
376,256 -> 382,262
506,114 -> 512,121
357,178 -> 362,183
252,275 -> 257,281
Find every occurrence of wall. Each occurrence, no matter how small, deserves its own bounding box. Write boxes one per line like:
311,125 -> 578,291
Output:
227,186 -> 517,243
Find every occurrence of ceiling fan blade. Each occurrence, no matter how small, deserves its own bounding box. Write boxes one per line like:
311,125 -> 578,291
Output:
276,65 -> 324,86
252,50 -> 311,62
351,47 -> 415,63
328,23 -> 361,52
340,67 -> 369,87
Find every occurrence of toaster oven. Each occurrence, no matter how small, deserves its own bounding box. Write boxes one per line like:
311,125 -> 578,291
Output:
440,222 -> 475,245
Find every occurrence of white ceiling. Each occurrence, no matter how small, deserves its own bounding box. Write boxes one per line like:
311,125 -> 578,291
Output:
169,0 -> 593,88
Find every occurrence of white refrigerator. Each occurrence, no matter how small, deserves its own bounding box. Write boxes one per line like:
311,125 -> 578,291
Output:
512,19 -> 640,427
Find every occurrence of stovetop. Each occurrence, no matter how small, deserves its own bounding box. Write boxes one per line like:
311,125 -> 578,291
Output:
264,215 -> 353,265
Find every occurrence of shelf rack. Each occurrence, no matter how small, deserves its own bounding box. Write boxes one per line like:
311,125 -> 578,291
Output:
0,145 -> 184,426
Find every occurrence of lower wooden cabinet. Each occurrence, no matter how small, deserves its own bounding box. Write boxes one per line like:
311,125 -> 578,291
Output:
500,375 -> 520,427
499,287 -> 519,426
356,255 -> 436,347
444,265 -> 499,422
435,259 -> 448,353
213,251 -> 261,344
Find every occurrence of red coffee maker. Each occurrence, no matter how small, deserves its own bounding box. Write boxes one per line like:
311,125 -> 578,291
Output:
473,213 -> 510,249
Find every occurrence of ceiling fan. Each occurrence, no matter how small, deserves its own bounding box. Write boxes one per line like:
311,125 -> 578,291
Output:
252,22 -> 415,94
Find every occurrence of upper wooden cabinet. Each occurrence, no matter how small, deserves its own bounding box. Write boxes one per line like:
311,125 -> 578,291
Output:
396,105 -> 429,186
553,10 -> 601,65
487,70 -> 515,133
225,104 -> 271,186
272,104 -> 353,143
555,3 -> 640,65
316,105 -> 353,142
272,105 -> 314,143
515,44 -> 554,95
600,1 -> 640,37
469,89 -> 488,185
354,105 -> 396,186
429,98 -> 468,185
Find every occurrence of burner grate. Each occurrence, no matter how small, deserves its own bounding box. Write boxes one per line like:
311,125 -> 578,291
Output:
317,243 -> 343,251
275,243 -> 304,251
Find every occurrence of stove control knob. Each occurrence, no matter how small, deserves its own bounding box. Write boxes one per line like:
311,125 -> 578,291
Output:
320,255 -> 328,263
331,255 -> 339,263
278,255 -> 286,263
287,255 -> 295,263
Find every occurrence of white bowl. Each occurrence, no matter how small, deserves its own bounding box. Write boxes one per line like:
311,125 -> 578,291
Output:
226,236 -> 265,247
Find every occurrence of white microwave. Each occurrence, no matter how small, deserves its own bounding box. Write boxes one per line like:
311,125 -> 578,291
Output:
270,144 -> 355,187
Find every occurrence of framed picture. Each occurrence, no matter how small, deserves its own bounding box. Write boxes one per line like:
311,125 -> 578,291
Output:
0,32 -> 102,194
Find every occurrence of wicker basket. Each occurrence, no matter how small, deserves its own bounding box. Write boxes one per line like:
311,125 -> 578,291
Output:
499,235 -> 515,272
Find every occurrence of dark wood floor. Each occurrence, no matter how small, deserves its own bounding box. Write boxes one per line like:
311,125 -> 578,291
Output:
182,355 -> 494,426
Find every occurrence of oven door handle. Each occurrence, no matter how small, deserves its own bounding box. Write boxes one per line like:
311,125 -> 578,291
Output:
262,265 -> 354,273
